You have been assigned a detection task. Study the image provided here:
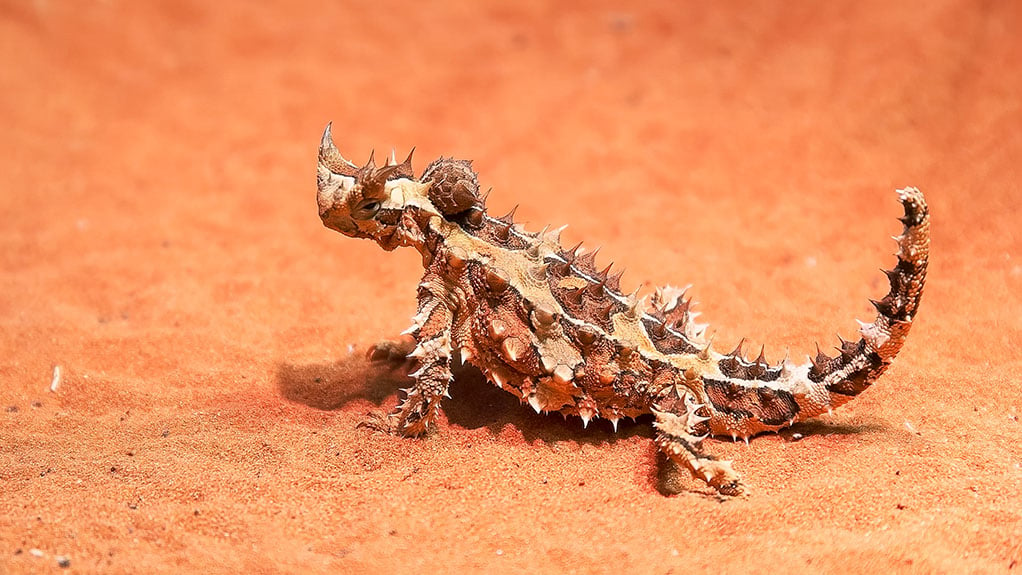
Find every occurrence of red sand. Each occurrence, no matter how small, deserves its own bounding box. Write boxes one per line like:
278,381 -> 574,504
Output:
2,1 -> 1021,573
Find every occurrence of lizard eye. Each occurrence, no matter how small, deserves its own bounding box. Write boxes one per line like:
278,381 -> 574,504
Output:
353,200 -> 381,220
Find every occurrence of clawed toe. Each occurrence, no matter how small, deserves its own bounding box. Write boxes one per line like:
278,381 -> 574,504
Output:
356,411 -> 397,434
694,459 -> 745,497
356,410 -> 433,438
366,337 -> 417,366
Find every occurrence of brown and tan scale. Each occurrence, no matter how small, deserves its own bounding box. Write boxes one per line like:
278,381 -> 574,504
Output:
316,124 -> 930,495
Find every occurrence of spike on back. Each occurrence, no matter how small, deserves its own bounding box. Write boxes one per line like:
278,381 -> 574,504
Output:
574,247 -> 601,275
497,206 -> 518,225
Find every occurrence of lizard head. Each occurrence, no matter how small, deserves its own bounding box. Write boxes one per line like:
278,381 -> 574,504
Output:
316,123 -> 433,251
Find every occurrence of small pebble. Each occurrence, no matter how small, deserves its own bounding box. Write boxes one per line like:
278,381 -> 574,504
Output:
50,365 -> 62,392
29,548 -> 44,558
56,556 -> 71,568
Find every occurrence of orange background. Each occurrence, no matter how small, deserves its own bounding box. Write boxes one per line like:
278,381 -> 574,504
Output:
2,1 -> 1021,573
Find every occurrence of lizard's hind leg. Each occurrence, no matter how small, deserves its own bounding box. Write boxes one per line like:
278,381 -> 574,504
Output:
653,394 -> 743,496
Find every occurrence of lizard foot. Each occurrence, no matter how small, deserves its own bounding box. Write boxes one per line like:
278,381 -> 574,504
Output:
356,405 -> 434,438
355,410 -> 399,434
691,459 -> 746,497
366,336 -> 417,368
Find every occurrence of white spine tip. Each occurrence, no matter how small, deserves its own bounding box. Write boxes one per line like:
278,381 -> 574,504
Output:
528,395 -> 543,413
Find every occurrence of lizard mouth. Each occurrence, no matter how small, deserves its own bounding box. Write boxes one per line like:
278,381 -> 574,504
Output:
377,218 -> 426,251
375,227 -> 404,251
320,210 -> 358,236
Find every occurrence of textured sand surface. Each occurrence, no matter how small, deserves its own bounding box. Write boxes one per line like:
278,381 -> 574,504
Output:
2,1 -> 1021,573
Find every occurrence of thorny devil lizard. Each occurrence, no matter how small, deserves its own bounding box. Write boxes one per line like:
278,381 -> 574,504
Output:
315,124 -> 930,496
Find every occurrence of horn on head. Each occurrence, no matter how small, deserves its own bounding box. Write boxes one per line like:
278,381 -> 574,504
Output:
318,123 -> 359,177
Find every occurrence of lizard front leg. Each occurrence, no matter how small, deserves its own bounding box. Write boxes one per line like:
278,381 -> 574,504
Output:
368,267 -> 461,437
653,393 -> 743,496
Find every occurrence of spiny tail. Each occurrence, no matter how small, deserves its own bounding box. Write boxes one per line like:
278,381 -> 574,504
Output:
809,187 -> 929,406
704,188 -> 930,438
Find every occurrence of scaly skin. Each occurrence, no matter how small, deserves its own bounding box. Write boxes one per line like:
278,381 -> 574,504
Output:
315,123 -> 929,496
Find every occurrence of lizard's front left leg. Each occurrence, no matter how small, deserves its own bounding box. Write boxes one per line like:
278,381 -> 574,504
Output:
381,269 -> 461,436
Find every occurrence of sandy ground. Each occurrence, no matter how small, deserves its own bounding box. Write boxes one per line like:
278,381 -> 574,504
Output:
2,1 -> 1021,573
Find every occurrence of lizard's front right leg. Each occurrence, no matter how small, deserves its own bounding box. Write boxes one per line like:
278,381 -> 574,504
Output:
364,269 -> 459,437
653,393 -> 744,496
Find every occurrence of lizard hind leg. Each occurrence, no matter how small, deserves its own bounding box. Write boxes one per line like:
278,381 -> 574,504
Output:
653,395 -> 743,496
